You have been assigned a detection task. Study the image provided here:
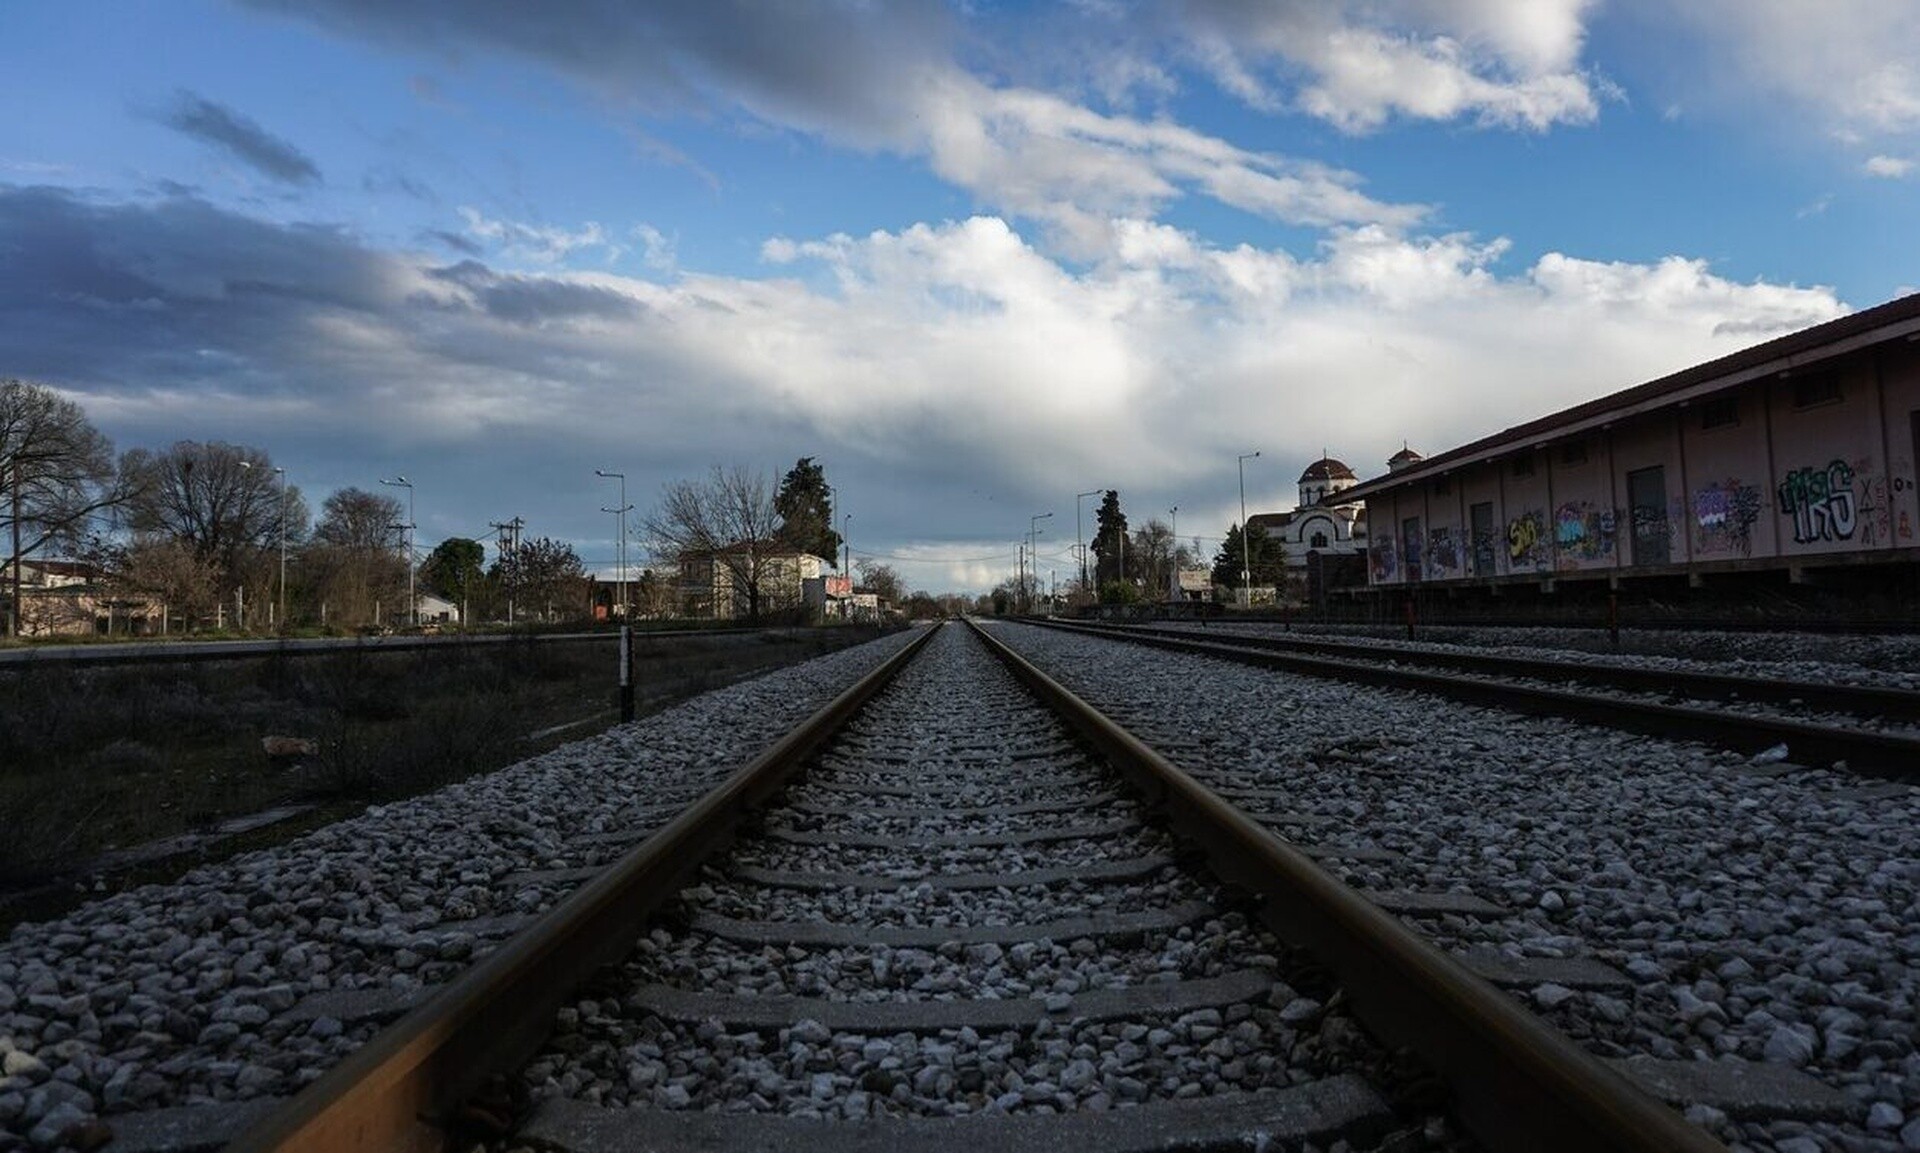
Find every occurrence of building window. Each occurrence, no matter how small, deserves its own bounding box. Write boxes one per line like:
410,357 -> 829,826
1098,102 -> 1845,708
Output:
1559,441 -> 1587,466
1700,396 -> 1739,429
1791,374 -> 1841,409
1510,453 -> 1534,479
1310,531 -> 1328,549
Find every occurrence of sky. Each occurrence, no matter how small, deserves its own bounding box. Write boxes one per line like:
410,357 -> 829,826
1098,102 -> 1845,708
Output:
3,1 -> 1917,593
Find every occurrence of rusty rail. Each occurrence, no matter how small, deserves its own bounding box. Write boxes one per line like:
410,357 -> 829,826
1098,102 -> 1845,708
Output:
967,618 -> 1725,1153
225,623 -> 940,1153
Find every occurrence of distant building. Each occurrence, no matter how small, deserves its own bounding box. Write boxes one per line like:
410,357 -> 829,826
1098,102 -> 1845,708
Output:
4,559 -> 161,637
1245,455 -> 1370,572
679,546 -> 830,619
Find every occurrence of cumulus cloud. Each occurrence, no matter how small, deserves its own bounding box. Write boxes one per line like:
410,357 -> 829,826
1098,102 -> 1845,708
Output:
237,0 -> 1422,256
458,207 -> 624,265
1863,154 -> 1914,178
158,90 -> 322,185
1163,0 -> 1604,132
0,185 -> 1851,589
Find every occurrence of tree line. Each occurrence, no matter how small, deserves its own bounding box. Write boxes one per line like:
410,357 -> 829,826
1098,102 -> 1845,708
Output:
1,378 -> 594,635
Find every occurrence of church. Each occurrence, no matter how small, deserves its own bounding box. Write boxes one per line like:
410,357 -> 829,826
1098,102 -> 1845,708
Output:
1245,450 -> 1421,572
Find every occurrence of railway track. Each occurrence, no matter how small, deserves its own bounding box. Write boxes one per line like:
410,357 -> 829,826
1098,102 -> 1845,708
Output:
222,620 -> 1752,1153
1032,619 -> 1920,779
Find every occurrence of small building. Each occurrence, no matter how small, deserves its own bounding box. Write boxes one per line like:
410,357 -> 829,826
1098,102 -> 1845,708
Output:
415,592 -> 461,625
4,560 -> 161,637
679,546 -> 830,619
1341,293 -> 1920,590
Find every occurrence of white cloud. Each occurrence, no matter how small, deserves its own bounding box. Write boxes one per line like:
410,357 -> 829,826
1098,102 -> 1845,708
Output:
1169,0 -> 1604,132
458,207 -> 624,265
7,189 -> 1850,591
1863,154 -> 1914,178
1645,2 -> 1920,146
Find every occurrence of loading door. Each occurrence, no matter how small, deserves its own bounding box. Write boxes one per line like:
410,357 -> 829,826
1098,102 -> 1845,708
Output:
1627,465 -> 1669,566
1470,501 -> 1495,576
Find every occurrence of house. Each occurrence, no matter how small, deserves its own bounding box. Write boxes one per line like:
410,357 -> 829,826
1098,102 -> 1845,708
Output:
4,559 -> 162,638
678,545 -> 830,619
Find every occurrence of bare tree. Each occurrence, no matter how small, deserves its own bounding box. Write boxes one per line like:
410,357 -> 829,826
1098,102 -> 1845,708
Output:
495,536 -> 588,622
855,559 -> 903,604
2,380 -> 125,636
304,487 -> 405,627
644,466 -> 783,620
118,440 -> 307,585
1129,518 -> 1176,599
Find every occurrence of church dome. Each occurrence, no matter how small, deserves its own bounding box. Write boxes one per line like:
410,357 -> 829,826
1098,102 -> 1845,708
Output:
1387,445 -> 1424,471
1298,457 -> 1357,483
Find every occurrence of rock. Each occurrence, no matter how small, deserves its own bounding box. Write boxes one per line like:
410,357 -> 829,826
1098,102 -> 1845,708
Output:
1533,984 -> 1576,1010
1763,1025 -> 1816,1067
2,1050 -> 47,1081
1864,1102 -> 1902,1130
789,1019 -> 830,1046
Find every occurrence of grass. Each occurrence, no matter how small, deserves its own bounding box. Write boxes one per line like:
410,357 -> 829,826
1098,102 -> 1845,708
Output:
0,626 -> 887,927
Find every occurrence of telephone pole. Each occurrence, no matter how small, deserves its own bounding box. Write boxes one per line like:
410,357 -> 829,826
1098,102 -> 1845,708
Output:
490,516 -> 524,624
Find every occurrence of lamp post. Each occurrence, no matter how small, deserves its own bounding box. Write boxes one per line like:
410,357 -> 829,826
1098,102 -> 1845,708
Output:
842,512 -> 852,618
1029,512 -> 1052,614
1168,505 -> 1179,601
595,469 -> 630,621
1075,489 -> 1100,593
379,476 -> 415,626
1237,451 -> 1260,607
238,460 -> 289,630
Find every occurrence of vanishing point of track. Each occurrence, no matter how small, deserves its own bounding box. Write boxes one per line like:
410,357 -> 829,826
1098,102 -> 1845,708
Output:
225,619 -> 1723,1153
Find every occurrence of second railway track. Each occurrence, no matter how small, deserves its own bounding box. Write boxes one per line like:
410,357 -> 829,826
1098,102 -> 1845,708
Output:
227,620 -> 1756,1153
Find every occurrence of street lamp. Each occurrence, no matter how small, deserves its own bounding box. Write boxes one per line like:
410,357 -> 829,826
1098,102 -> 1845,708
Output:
1029,512 -> 1052,614
1169,505 -> 1179,601
595,469 -> 630,622
1075,489 -> 1101,593
842,512 -> 852,618
379,476 -> 415,626
1237,451 -> 1260,607
239,460 -> 289,630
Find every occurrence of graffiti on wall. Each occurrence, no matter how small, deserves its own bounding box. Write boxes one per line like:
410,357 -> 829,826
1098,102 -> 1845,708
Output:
1894,463 -> 1914,541
1776,459 -> 1858,544
1691,480 -> 1762,558
1425,527 -> 1459,579
1553,502 -> 1616,568
1369,537 -> 1399,582
1506,510 -> 1549,571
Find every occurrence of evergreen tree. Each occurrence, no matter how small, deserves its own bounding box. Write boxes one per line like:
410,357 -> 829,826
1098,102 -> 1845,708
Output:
1211,523 -> 1285,589
1089,490 -> 1129,586
773,457 -> 842,566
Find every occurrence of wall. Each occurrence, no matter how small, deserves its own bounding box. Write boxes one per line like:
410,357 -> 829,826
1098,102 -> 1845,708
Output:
1680,392 -> 1774,563
1765,360 -> 1886,556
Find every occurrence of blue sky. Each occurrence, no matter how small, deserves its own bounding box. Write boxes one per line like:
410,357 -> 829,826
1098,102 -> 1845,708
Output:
3,1 -> 1917,591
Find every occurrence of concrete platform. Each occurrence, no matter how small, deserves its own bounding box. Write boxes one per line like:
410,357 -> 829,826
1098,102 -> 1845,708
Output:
94,1097 -> 284,1152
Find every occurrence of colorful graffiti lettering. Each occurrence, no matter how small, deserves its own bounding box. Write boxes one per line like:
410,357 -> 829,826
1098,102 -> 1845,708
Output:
1776,459 -> 1857,544
1369,537 -> 1399,582
1553,501 -> 1617,568
1426,527 -> 1459,579
1506,510 -> 1549,571
1692,480 -> 1762,558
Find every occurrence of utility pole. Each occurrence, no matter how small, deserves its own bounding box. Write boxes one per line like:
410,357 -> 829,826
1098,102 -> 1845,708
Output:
490,516 -> 524,624
380,476 -> 416,626
1238,450 -> 1261,606
8,460 -> 20,638
1169,505 -> 1179,601
1075,489 -> 1100,595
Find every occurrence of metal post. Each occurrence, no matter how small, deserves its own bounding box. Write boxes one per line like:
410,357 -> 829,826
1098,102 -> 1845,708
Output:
1075,489 -> 1100,594
597,470 -> 630,623
1238,450 -> 1261,606
276,466 -> 287,631
381,476 -> 415,627
1608,592 -> 1620,649
1169,506 -> 1179,601
617,624 -> 635,722
1029,512 -> 1052,614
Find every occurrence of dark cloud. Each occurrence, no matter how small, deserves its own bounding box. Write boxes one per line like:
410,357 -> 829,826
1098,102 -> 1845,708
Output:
235,0 -> 954,147
423,228 -> 484,256
160,90 -> 322,185
426,260 -> 643,323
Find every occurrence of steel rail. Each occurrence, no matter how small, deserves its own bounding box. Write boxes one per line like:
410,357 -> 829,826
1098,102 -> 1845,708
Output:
0,625 -> 843,668
1035,619 -> 1920,779
224,622 -> 942,1153
966,618 -> 1725,1153
1124,622 -> 1920,721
